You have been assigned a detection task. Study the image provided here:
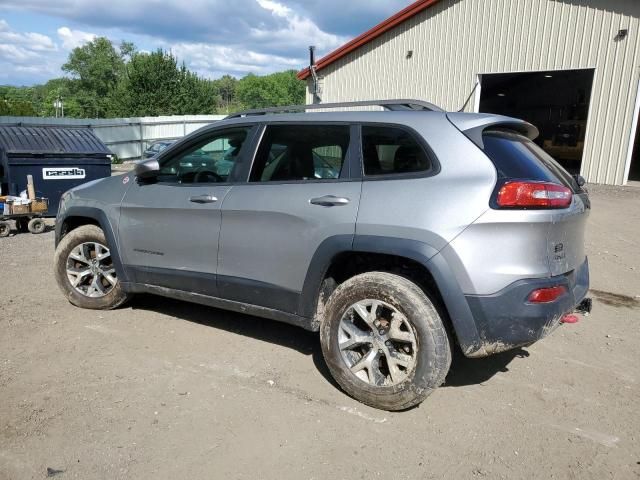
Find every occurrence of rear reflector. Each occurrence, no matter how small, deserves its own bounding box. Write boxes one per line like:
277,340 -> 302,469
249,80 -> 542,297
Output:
528,286 -> 567,303
497,181 -> 572,208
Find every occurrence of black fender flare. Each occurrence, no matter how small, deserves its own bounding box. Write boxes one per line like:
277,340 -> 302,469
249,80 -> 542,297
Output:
55,206 -> 129,283
300,234 -> 483,355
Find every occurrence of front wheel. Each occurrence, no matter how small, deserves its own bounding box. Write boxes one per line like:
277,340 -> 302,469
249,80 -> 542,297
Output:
320,272 -> 451,411
53,224 -> 130,310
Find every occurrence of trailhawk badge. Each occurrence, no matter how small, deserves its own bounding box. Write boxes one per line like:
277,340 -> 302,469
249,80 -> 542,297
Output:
42,167 -> 86,180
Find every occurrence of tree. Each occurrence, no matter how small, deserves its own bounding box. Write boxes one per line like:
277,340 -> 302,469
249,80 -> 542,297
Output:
112,49 -> 218,116
0,36 -> 307,118
236,70 -> 305,109
62,37 -> 126,117
214,75 -> 239,113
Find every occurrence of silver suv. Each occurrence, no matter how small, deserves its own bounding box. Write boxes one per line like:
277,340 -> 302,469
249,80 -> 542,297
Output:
54,100 -> 591,411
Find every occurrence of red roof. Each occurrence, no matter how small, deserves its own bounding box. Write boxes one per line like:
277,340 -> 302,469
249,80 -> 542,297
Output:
297,0 -> 442,80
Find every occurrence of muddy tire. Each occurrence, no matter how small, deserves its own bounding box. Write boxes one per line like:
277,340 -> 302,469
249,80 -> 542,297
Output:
0,221 -> 10,237
320,272 -> 451,411
54,224 -> 130,310
27,218 -> 46,234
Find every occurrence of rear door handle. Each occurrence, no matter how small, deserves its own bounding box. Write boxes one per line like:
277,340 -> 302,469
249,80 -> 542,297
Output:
189,194 -> 218,204
309,195 -> 350,207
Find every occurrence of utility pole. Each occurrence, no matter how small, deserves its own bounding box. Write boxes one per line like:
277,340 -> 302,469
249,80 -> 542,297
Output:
53,97 -> 64,118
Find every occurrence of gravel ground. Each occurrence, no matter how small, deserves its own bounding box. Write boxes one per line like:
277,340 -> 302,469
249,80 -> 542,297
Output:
1,186 -> 639,480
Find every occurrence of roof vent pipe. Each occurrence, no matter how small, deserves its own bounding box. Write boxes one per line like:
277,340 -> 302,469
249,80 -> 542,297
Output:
309,46 -> 321,104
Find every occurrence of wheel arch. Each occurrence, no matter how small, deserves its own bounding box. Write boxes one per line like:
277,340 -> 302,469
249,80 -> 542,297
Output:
301,235 -> 484,355
55,206 -> 129,283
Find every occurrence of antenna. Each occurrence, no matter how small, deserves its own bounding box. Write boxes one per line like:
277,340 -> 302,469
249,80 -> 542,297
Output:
458,81 -> 479,112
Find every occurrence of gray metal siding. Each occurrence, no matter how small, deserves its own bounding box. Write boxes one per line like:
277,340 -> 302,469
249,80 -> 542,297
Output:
309,0 -> 640,185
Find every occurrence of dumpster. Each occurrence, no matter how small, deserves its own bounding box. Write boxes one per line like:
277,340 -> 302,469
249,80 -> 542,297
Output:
0,125 -> 112,215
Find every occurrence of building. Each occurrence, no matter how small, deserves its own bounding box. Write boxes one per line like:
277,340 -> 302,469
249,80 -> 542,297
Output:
298,0 -> 640,185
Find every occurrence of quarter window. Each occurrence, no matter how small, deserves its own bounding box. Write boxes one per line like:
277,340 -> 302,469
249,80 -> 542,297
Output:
362,126 -> 431,176
250,125 -> 350,182
157,127 -> 251,184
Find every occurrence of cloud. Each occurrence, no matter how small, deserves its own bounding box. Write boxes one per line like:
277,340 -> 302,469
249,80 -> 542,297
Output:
0,19 -> 57,63
0,0 -> 414,85
57,26 -> 96,50
170,42 -> 303,78
286,0 -> 412,37
251,0 -> 346,54
0,19 -> 59,81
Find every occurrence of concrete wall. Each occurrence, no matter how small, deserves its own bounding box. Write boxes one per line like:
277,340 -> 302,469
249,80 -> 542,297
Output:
0,115 -> 225,160
308,0 -> 640,185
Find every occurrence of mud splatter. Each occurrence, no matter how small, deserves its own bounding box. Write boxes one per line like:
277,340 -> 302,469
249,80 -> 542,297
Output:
590,289 -> 640,309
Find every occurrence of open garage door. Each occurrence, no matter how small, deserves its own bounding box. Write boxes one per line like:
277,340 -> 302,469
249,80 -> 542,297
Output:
628,107 -> 640,182
479,69 -> 594,174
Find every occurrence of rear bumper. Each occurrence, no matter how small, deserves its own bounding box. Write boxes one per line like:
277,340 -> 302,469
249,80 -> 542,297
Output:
463,257 -> 589,357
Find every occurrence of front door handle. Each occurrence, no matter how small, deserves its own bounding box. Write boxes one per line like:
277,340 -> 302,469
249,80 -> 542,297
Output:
309,195 -> 350,207
189,194 -> 218,204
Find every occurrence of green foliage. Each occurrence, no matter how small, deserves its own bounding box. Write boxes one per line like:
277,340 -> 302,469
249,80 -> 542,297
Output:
236,70 -> 305,109
112,50 -> 218,116
0,86 -> 38,116
0,38 -> 307,118
62,37 -> 126,117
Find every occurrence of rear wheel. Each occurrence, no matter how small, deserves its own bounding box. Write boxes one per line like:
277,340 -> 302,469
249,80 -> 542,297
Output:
54,224 -> 130,309
0,221 -> 10,237
320,272 -> 451,411
27,218 -> 45,234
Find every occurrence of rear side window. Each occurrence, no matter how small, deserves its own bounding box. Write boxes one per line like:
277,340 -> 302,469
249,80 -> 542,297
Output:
250,125 -> 349,182
483,130 -> 580,192
362,126 -> 432,176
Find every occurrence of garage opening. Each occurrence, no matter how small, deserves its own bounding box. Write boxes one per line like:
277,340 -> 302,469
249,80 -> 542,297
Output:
479,69 -> 594,175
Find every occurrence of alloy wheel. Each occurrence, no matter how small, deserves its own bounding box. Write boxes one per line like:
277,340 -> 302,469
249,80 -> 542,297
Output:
66,242 -> 117,298
338,299 -> 418,387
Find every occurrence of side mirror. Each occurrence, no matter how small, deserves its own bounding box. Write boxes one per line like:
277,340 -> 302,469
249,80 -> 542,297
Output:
573,174 -> 586,187
135,158 -> 160,179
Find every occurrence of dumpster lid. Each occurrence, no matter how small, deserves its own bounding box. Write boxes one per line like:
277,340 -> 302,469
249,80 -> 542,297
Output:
0,125 -> 111,156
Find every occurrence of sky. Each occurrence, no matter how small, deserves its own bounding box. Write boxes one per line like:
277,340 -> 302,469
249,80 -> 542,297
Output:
0,0 -> 413,86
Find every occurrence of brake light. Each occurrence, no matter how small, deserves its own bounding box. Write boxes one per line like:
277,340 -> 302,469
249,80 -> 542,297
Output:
497,181 -> 572,208
528,286 -> 567,303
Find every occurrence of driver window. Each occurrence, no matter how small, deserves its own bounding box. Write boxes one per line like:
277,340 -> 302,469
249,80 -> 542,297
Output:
157,127 -> 251,184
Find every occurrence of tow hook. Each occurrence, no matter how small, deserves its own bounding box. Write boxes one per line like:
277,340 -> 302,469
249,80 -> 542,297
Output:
575,297 -> 593,316
562,297 -> 593,324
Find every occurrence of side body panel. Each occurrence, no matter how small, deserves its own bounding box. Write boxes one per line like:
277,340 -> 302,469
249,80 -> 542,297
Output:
118,181 -> 232,296
218,181 -> 362,315
355,115 -> 497,257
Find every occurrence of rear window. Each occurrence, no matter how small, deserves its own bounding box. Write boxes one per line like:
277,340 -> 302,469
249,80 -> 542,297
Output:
482,130 -> 581,192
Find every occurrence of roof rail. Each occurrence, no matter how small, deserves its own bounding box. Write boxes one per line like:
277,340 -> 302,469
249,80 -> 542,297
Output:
225,99 -> 444,119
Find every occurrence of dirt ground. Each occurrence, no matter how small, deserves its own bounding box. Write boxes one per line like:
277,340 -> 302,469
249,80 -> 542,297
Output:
1,184 -> 639,480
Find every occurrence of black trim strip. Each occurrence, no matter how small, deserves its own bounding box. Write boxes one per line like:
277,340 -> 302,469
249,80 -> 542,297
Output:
122,282 -> 314,331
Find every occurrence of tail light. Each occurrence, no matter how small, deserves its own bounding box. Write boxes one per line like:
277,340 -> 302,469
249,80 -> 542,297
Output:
528,286 -> 567,303
497,181 -> 572,208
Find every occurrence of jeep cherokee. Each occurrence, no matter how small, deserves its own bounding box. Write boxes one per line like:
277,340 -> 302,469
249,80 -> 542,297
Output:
54,100 -> 591,411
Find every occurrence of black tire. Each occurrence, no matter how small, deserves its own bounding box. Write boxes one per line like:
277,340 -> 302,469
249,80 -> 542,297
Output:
54,224 -> 130,310
0,221 -> 10,238
16,218 -> 29,233
320,272 -> 451,411
27,218 -> 46,234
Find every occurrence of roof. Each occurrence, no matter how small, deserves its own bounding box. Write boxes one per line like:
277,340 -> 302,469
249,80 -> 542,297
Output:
298,0 -> 441,80
0,125 -> 111,156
